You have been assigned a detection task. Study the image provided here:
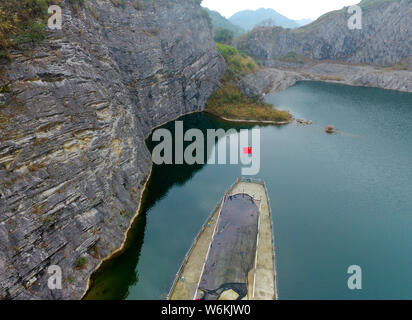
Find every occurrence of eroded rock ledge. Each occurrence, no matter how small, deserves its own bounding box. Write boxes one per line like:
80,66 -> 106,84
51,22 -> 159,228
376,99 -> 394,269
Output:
239,62 -> 412,99
0,0 -> 225,300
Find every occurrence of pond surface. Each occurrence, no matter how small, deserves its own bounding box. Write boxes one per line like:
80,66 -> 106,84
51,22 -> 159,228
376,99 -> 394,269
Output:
85,81 -> 412,300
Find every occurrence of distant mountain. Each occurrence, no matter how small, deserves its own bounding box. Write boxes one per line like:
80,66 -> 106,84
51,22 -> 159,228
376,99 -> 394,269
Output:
203,8 -> 246,37
229,8 -> 300,30
295,18 -> 313,26
237,0 -> 412,67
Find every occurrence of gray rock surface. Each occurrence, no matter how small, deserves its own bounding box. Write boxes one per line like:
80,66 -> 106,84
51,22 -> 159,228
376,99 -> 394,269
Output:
0,0 -> 225,300
238,0 -> 412,67
240,62 -> 412,99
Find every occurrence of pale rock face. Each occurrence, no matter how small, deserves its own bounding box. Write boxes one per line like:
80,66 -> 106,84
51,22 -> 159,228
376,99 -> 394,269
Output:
238,0 -> 412,67
0,0 -> 225,300
239,63 -> 412,101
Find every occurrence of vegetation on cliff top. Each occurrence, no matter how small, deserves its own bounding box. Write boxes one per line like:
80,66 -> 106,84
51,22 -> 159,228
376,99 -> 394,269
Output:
0,0 -> 49,59
204,8 -> 245,39
0,0 -> 87,60
214,28 -> 234,45
205,43 -> 291,123
0,0 -> 63,59
217,43 -> 259,77
206,77 -> 292,123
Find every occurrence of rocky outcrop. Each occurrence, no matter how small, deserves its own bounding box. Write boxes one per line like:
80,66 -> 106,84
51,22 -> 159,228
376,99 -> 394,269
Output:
239,68 -> 301,98
240,62 -> 412,99
0,0 -> 225,300
238,0 -> 412,67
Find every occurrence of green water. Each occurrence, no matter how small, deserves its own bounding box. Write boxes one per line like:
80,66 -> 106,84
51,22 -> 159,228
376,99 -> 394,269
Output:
85,82 -> 412,300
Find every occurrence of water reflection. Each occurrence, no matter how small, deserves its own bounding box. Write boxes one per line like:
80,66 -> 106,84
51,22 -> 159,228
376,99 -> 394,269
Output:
84,113 -> 254,300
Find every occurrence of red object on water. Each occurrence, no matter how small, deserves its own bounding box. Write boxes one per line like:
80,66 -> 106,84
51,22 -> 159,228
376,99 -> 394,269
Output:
243,147 -> 252,154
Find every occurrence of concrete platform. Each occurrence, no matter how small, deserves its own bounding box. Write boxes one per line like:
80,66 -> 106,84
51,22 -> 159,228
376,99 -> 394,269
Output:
169,179 -> 277,300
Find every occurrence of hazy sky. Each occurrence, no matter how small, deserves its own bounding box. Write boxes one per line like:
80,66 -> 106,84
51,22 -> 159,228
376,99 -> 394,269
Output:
202,0 -> 360,20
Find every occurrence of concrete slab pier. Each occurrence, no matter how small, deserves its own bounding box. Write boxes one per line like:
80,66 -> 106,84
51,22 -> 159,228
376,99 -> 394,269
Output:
169,179 -> 277,300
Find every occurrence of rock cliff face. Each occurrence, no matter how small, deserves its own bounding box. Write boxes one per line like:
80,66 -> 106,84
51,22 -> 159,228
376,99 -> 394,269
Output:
238,0 -> 412,67
0,0 -> 225,299
239,62 -> 412,99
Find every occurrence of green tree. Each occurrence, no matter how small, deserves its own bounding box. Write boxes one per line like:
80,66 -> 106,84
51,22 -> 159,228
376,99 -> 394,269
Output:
214,27 -> 234,45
